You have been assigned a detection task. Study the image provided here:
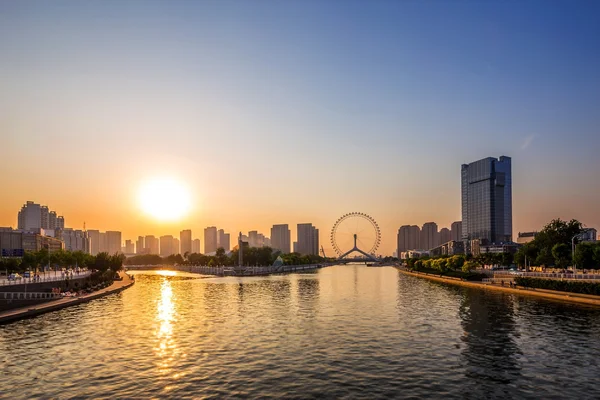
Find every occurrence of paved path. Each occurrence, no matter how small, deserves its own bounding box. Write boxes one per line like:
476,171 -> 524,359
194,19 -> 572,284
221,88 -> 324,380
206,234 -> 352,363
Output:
0,272 -> 134,325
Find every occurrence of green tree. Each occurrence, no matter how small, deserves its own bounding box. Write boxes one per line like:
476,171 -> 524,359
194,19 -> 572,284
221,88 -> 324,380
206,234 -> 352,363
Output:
574,242 -> 596,270
551,243 -> 571,269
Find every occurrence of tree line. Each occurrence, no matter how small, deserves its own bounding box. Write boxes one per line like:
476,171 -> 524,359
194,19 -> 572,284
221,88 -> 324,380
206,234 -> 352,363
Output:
125,246 -> 333,267
0,249 -> 125,274
514,219 -> 600,269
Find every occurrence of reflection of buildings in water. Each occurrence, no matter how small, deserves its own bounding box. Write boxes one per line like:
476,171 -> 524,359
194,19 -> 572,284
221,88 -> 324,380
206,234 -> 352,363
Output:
458,289 -> 522,397
155,278 -> 178,374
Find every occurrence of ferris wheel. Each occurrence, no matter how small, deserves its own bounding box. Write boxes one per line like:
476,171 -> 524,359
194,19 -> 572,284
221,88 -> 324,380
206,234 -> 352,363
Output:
330,212 -> 381,257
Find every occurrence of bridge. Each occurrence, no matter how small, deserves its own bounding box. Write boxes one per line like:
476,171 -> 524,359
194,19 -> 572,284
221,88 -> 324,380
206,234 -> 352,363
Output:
337,234 -> 380,263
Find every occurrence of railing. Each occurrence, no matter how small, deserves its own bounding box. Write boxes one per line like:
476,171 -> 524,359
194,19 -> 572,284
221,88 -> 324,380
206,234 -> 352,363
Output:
0,292 -> 63,300
494,272 -> 600,281
0,270 -> 92,286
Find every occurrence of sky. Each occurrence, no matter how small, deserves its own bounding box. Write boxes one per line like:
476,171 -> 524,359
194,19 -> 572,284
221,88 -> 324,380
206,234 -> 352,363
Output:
1,1 -> 599,255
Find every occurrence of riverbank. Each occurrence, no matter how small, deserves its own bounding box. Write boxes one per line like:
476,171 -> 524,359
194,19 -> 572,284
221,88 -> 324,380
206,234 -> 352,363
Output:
0,272 -> 135,325
396,267 -> 600,307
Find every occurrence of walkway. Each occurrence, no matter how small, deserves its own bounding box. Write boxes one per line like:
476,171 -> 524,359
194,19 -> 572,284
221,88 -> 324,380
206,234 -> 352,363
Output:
0,272 -> 134,325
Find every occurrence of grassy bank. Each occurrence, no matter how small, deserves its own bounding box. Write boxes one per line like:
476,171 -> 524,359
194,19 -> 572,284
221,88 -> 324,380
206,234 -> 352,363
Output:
514,277 -> 600,296
410,267 -> 487,281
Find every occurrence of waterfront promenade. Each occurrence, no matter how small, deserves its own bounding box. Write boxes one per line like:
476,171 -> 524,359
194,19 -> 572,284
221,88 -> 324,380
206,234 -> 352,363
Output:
0,272 -> 134,325
397,267 -> 600,307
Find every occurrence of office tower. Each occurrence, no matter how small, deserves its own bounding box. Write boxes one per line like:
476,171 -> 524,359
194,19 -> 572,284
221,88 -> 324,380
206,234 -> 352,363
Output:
397,225 -> 421,254
296,223 -> 319,255
172,238 -> 180,255
192,238 -> 201,253
124,239 -> 135,254
106,231 -> 122,254
144,235 -> 157,254
88,230 -> 100,255
439,228 -> 451,245
204,227 -> 217,254
451,221 -> 462,242
56,216 -> 64,229
160,235 -> 174,257
180,229 -> 192,255
461,156 -> 512,243
136,236 -> 144,254
218,229 -> 230,252
248,231 -> 259,247
40,206 -> 49,229
271,224 -> 291,254
420,222 -> 438,251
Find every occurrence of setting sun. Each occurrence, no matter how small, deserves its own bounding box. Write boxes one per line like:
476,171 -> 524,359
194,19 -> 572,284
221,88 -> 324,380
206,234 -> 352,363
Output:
138,178 -> 192,221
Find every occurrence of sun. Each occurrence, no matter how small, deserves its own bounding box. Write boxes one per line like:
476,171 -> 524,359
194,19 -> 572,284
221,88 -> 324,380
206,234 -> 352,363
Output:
138,178 -> 192,221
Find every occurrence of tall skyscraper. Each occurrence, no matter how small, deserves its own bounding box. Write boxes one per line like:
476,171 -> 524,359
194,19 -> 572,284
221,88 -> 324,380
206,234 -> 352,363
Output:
99,232 -> 107,253
17,201 -> 65,231
136,236 -> 145,254
439,228 -> 451,245
218,229 -> 230,252
420,222 -> 439,251
461,156 -> 513,243
106,231 -> 122,254
160,235 -> 174,257
180,229 -> 192,255
397,225 -> 421,254
450,221 -> 462,242
204,226 -> 217,254
271,224 -> 291,253
192,238 -> 201,253
296,223 -> 319,255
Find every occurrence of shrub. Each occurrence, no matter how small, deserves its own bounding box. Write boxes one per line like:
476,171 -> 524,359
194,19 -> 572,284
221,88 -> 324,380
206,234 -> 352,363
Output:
514,277 -> 600,295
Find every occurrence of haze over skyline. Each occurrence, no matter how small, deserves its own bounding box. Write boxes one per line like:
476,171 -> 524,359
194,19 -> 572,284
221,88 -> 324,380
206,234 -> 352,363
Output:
2,1 -> 599,255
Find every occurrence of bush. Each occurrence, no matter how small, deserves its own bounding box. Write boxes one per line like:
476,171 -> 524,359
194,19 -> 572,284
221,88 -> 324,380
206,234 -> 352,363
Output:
514,277 -> 600,295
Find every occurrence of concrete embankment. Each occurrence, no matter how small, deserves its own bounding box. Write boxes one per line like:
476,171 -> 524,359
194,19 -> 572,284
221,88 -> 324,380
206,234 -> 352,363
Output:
396,268 -> 600,307
0,272 -> 135,325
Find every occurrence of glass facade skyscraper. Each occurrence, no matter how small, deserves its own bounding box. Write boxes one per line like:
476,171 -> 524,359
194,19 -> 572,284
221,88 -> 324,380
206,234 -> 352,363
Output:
461,156 -> 512,244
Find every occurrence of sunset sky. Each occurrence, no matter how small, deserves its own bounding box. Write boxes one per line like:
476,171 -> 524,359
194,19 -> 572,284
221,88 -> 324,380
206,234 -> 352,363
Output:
1,1 -> 599,255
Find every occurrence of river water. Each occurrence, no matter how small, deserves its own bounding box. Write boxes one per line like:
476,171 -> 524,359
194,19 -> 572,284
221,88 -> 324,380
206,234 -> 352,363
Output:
2,265 -> 600,399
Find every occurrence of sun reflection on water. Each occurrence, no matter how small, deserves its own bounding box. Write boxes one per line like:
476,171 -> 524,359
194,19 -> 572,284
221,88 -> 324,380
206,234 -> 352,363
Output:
155,278 -> 179,377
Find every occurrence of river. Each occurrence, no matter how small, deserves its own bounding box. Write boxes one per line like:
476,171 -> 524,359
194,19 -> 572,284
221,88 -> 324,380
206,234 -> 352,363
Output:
2,265 -> 600,399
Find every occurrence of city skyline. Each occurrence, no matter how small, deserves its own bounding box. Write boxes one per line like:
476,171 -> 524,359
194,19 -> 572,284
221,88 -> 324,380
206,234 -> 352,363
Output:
1,2 -> 599,255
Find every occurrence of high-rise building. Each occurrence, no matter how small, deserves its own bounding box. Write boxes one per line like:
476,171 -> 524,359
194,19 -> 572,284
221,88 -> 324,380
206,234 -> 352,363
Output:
99,232 -> 107,253
192,238 -> 201,253
160,235 -> 174,257
296,223 -> 319,255
59,229 -> 91,253
17,201 -> 42,230
136,236 -> 145,254
420,222 -> 439,251
461,156 -> 512,244
144,235 -> 158,254
451,221 -> 462,242
106,231 -> 122,254
218,229 -> 230,252
172,238 -> 180,255
439,228 -> 451,245
204,227 -> 217,254
180,229 -> 192,255
397,225 -> 421,254
88,229 -> 100,255
271,224 -> 291,253
124,239 -> 135,254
